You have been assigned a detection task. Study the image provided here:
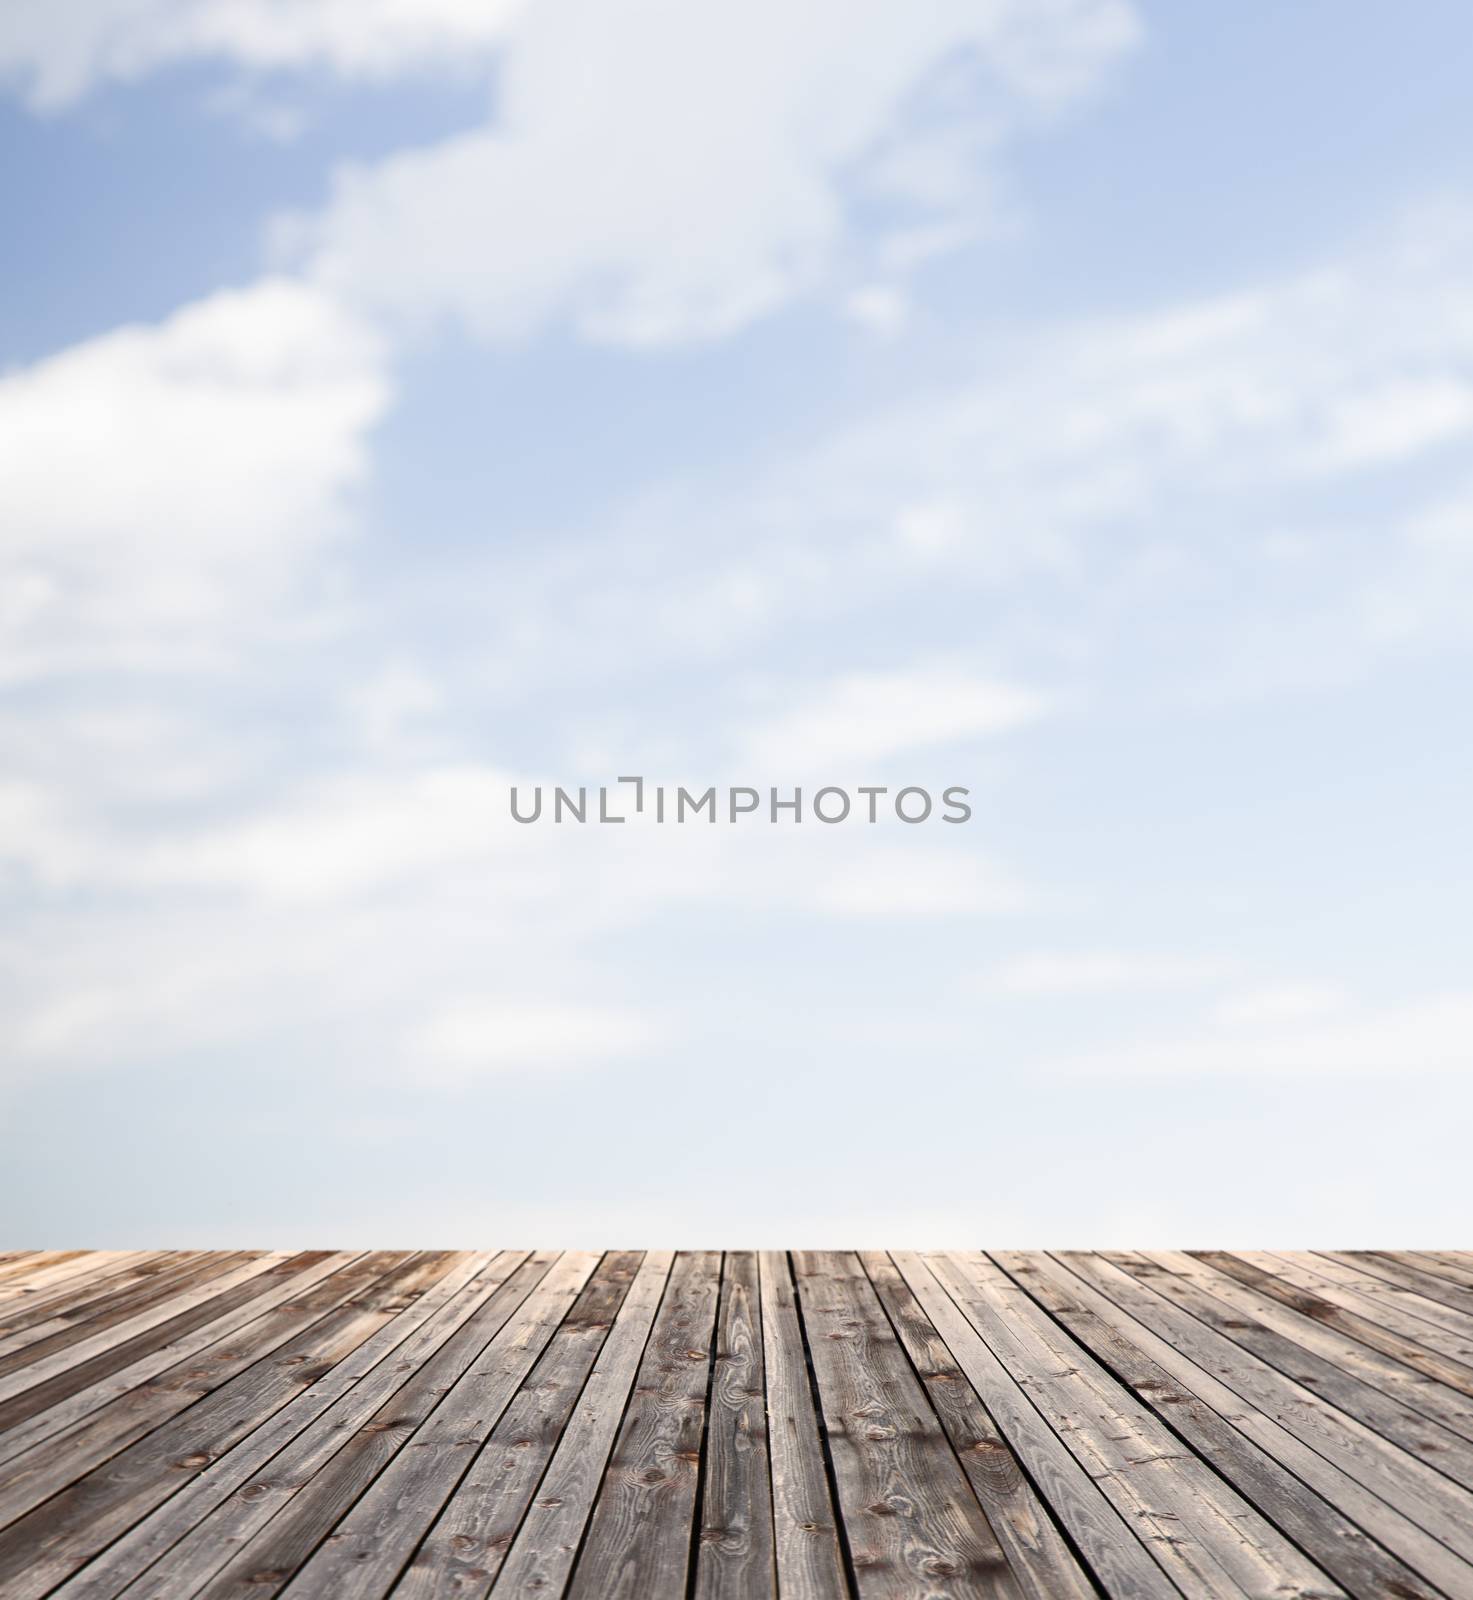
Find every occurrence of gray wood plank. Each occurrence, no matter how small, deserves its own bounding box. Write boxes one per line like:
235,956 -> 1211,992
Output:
941,1252 -> 1339,1600
274,1252 -> 600,1600
694,1250 -> 776,1600
561,1250 -> 722,1600
999,1252 -> 1440,1600
1215,1251 -> 1473,1389
1319,1253 -> 1473,1322
860,1252 -> 1092,1600
1057,1251 -> 1473,1596
1278,1251 -> 1473,1348
1189,1252 -> 1473,1417
1127,1250 -> 1473,1490
755,1251 -> 848,1600
0,1252 -> 357,1471
54,1253 -> 517,1600
889,1252 -> 1177,1600
0,1253 -> 450,1600
490,1250 -> 674,1600
795,1251 -> 1020,1600
0,1253 -> 244,1388
0,1254 -> 174,1350
0,1253 -> 293,1430
395,1252 -> 642,1600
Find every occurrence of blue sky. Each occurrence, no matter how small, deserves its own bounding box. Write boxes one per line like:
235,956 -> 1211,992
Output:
3,1 -> 1472,1244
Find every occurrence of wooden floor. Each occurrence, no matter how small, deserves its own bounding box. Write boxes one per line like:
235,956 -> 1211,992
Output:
2,1253 -> 1472,1599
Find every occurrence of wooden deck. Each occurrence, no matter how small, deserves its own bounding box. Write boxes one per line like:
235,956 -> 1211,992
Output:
1,1252 -> 1472,1598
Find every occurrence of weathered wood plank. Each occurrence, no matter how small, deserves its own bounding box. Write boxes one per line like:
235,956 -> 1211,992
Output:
1319,1252 -> 1473,1320
1000,1251 -> 1441,1600
0,1253 -> 240,1387
942,1251 -> 1340,1600
0,1254 -> 97,1298
164,1251 -> 562,1600
1212,1251 -> 1473,1391
1058,1251 -> 1473,1596
889,1251 -> 1176,1599
0,1253 -> 290,1425
795,1251 -> 1020,1600
755,1251 -> 848,1600
693,1250 -> 775,1600
489,1250 -> 675,1600
1,1249 -> 1470,1600
0,1251 -> 354,1470
860,1253 -> 1092,1600
0,1253 -> 175,1349
561,1250 -> 722,1600
53,1253 -> 518,1600
1372,1251 -> 1473,1294
271,1253 -> 599,1600
395,1252 -> 642,1600
1280,1250 -> 1473,1347
1188,1251 -> 1473,1419
1129,1250 -> 1473,1488
0,1253 -> 450,1600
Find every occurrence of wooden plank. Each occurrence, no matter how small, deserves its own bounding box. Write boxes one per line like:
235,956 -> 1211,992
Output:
794,1251 -> 1020,1600
755,1251 -> 848,1600
940,1251 -> 1340,1600
0,1253 -> 289,1421
693,1250 -> 775,1600
1374,1252 -> 1473,1293
489,1250 -> 675,1600
561,1250 -> 722,1600
1420,1251 -> 1473,1285
1129,1250 -> 1473,1488
137,1251 -> 559,1600
889,1252 -> 1176,1599
860,1253 -> 1092,1600
0,1253 -> 175,1349
1319,1253 -> 1473,1321
998,1251 -> 1441,1600
269,1253 -> 600,1600
0,1253 -> 235,1384
1280,1251 -> 1473,1347
1195,1251 -> 1473,1403
53,1253 -> 519,1600
3,1245 -> 1471,1600
1239,1251 -> 1473,1371
0,1253 -> 96,1297
0,1252 -> 452,1600
396,1252 -> 643,1600
0,1251 -> 355,1470
1057,1251 -> 1473,1595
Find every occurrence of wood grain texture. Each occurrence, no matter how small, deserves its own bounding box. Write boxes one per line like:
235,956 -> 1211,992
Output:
0,1249 -> 1469,1600
563,1250 -> 722,1600
859,1253 -> 1092,1600
693,1251 -> 775,1600
756,1250 -> 848,1600
794,1251 -> 1019,1600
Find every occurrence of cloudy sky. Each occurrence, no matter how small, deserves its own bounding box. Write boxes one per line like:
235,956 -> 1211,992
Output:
3,1 -> 1472,1244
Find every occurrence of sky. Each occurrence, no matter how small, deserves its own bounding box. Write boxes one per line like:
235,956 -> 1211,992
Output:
2,1 -> 1472,1245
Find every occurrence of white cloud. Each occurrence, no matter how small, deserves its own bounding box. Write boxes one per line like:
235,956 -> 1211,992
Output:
816,850 -> 1030,917
843,285 -> 912,338
406,1000 -> 663,1084
300,0 -> 1139,347
984,951 -> 1223,995
1210,983 -> 1348,1027
0,0 -> 527,109
0,277 -> 389,679
450,212 -> 1473,708
1051,993 -> 1473,1077
742,667 -> 1048,771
